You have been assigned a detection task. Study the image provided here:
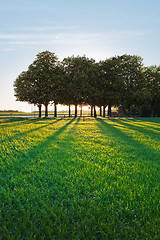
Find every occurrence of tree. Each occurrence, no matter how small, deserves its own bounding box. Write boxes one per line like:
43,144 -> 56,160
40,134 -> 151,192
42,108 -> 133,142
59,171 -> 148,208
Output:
62,55 -> 95,117
98,57 -> 122,117
143,66 -> 160,116
14,71 -> 31,103
28,51 -> 59,117
58,59 -> 74,117
14,51 -> 59,117
50,62 -> 64,117
14,71 -> 43,117
117,54 -> 144,116
82,61 -> 99,117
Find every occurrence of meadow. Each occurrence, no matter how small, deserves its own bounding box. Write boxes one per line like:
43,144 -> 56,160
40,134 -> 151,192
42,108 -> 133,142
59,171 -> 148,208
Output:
0,117 -> 160,240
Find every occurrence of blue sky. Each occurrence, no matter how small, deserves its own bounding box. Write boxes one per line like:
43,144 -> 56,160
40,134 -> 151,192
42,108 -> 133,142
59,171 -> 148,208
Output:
0,0 -> 160,112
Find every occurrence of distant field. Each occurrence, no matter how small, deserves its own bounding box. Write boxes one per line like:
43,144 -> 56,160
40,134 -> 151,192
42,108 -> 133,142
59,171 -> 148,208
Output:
0,117 -> 160,239
0,111 -> 57,116
0,111 -> 32,115
0,110 -> 92,116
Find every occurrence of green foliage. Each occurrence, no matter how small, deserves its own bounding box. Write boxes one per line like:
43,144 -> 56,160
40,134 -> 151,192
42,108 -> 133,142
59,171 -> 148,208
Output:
14,52 -> 160,117
98,57 -> 122,110
14,51 -> 60,117
0,117 -> 160,239
14,71 -> 33,103
143,66 -> 160,116
62,55 -> 95,105
117,55 -> 144,114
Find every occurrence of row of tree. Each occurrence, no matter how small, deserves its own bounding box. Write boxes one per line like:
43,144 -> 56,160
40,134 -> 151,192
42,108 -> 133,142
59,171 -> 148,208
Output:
14,51 -> 160,117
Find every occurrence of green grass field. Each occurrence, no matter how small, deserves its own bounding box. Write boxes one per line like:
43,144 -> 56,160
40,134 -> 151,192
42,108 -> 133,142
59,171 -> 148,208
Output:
0,117 -> 160,240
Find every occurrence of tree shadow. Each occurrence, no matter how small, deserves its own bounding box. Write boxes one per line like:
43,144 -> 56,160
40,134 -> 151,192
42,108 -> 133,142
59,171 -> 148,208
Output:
0,117 -> 55,129
117,118 -> 160,142
132,117 -> 160,124
0,117 -> 31,127
110,118 -> 160,153
96,118 -> 160,165
119,118 -> 160,131
1,118 -> 76,176
1,118 -> 63,143
0,116 -> 65,126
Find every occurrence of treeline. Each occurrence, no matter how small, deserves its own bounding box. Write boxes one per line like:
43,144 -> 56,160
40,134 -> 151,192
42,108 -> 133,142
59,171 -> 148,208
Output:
14,51 -> 160,117
0,110 -> 19,112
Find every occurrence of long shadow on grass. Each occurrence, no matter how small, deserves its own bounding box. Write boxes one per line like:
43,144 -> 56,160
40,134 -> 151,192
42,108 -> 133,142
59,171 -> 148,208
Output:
96,118 -> 160,165
0,117 -> 31,127
107,118 -> 160,143
111,118 -> 160,151
0,117 -> 52,129
0,116 -> 59,127
1,118 -> 76,176
117,119 -> 160,146
118,118 -> 160,134
133,117 -> 160,124
1,118 -> 63,143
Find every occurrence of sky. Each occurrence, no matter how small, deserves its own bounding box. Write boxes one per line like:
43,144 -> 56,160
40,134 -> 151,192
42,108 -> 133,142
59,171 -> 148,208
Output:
0,0 -> 160,112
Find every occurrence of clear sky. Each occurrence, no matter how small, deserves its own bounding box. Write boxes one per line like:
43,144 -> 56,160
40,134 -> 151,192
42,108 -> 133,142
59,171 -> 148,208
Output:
0,0 -> 160,112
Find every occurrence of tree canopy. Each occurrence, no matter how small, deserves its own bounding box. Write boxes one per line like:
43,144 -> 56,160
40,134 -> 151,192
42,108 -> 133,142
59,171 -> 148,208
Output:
14,51 -> 60,117
14,51 -> 160,117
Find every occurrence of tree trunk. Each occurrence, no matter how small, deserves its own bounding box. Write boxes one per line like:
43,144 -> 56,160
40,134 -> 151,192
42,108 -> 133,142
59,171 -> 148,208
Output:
99,106 -> 102,117
80,105 -> 82,117
103,106 -> 106,117
94,105 -> 97,118
91,105 -> 93,117
151,103 -> 155,117
69,104 -> 71,117
75,104 -> 77,118
38,104 -> 42,118
108,105 -> 111,117
45,104 -> 48,117
128,105 -> 131,117
54,104 -> 57,117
